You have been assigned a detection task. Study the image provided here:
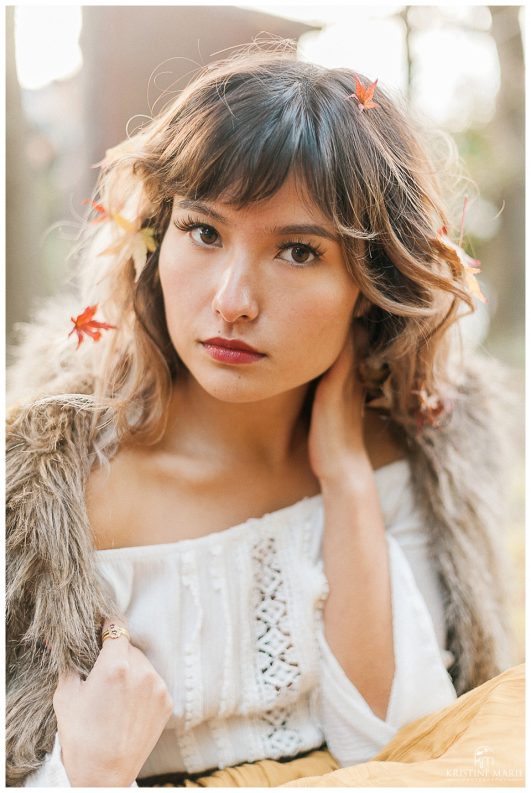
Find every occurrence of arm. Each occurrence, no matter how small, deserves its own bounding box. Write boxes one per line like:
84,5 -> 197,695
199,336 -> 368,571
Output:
308,333 -> 395,718
315,522 -> 457,767
307,334 -> 456,766
320,463 -> 394,719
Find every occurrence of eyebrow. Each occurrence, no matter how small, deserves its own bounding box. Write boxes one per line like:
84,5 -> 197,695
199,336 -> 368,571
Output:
175,198 -> 340,242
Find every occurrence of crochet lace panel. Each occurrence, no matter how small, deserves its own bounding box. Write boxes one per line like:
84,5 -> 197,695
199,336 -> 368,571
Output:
252,534 -> 303,756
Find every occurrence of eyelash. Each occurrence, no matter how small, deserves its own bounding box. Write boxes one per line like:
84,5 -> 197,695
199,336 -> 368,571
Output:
173,214 -> 325,266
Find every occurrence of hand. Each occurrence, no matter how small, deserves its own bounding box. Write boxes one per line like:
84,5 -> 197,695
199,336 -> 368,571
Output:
53,617 -> 173,787
307,326 -> 370,485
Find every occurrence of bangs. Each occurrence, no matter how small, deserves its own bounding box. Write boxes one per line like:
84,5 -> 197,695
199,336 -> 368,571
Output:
159,69 -> 344,220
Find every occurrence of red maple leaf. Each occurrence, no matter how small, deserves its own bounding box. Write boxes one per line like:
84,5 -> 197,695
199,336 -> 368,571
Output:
82,198 -> 108,223
348,75 -> 379,111
68,304 -> 117,349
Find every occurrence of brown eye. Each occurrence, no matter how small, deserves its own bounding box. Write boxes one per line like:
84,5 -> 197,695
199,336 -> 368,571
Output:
291,245 -> 311,264
173,217 -> 222,248
193,225 -> 219,245
277,241 -> 322,267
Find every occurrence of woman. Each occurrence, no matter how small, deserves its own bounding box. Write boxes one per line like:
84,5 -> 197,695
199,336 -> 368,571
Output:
6,43 -> 518,786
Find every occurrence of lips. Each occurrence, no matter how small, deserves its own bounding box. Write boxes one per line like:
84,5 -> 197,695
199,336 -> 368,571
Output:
201,337 -> 266,365
202,337 -> 262,354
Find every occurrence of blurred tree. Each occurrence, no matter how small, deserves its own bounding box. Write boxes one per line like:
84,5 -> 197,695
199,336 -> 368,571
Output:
452,7 -> 524,663
402,6 -> 523,367
6,7 -> 44,337
397,7 -> 412,101
480,6 -> 524,365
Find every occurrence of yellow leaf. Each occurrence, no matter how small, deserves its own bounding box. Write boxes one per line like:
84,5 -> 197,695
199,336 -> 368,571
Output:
464,271 -> 488,304
111,212 -> 137,234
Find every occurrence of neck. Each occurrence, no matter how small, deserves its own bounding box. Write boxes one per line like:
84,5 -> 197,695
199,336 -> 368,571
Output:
158,372 -> 314,470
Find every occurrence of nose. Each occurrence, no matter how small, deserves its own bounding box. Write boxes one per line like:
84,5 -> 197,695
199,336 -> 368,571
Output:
211,260 -> 259,323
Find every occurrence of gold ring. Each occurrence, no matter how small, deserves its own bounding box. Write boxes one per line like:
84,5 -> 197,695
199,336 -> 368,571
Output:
102,623 -> 131,642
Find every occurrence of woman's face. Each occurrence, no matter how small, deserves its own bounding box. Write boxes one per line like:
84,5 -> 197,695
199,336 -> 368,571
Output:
158,174 -> 361,403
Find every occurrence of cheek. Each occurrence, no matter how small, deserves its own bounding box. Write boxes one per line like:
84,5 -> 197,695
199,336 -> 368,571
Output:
158,239 -> 203,317
281,278 -> 359,339
158,236 -> 176,300
277,278 -> 359,370
157,243 -> 201,361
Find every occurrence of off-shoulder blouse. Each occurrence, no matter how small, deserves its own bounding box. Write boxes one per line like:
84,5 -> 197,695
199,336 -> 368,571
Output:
25,458 -> 457,786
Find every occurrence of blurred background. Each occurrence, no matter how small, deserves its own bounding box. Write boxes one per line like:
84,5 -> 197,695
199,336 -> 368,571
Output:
6,5 -> 524,662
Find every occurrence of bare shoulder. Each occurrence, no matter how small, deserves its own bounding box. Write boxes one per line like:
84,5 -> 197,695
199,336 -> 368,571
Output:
85,445 -> 147,551
85,442 -> 212,550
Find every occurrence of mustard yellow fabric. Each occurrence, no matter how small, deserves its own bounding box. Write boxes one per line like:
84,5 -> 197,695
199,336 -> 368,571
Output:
283,662 -> 525,788
180,749 -> 339,787
162,663 -> 524,787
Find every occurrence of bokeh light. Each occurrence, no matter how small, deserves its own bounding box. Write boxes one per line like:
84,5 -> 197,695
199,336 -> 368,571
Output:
14,5 -> 83,91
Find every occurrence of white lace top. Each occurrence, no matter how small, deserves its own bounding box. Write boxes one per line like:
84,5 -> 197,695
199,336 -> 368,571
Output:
25,459 -> 457,787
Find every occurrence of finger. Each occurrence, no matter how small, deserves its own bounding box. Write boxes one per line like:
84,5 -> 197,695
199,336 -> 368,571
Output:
88,617 -> 131,681
101,615 -> 129,637
340,334 -> 358,382
320,336 -> 357,397
332,337 -> 367,415
100,616 -> 131,652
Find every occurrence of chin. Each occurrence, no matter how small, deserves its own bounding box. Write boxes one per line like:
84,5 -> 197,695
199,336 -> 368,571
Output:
189,367 -> 278,403
174,343 -> 269,399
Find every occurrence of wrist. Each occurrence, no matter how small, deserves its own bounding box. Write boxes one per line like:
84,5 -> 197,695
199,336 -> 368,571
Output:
318,454 -> 373,495
66,769 -> 133,788
62,752 -> 133,788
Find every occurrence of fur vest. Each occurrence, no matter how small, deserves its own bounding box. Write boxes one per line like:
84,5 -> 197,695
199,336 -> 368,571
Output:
5,310 -> 519,785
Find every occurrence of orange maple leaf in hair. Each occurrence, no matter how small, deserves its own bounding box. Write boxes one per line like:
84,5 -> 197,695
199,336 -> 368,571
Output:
82,198 -> 109,223
437,226 -> 487,304
436,197 -> 487,304
68,304 -> 117,349
348,75 -> 379,111
412,386 -> 454,432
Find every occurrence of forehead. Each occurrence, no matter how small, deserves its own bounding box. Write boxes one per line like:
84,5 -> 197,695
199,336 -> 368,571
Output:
175,173 -> 328,223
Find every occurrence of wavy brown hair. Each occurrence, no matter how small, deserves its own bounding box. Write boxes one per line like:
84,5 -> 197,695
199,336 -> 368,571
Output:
68,39 -> 478,448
